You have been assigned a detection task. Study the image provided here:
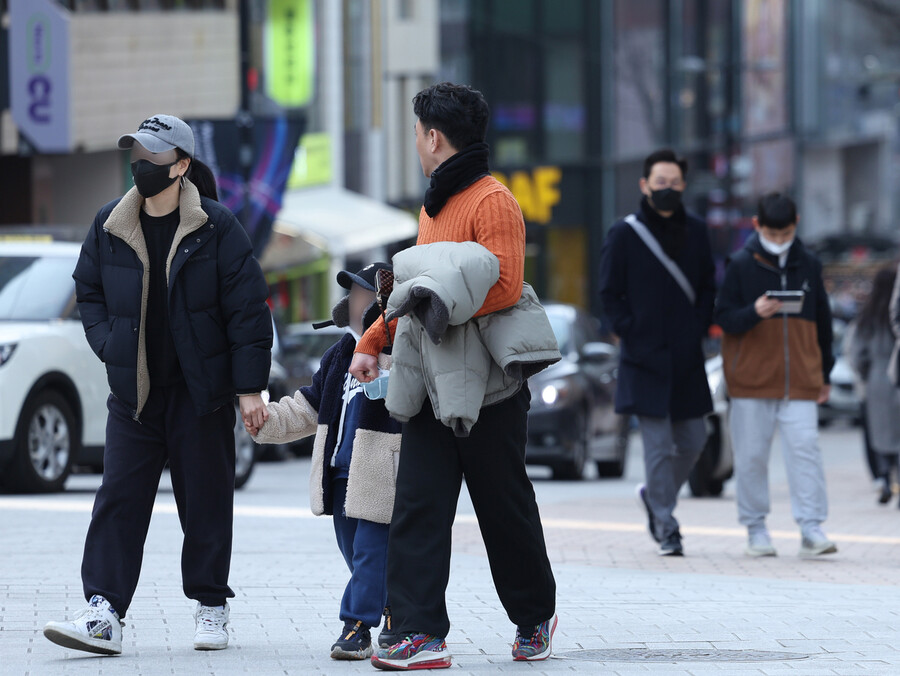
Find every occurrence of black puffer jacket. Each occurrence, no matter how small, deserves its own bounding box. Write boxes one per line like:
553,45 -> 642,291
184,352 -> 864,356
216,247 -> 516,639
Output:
73,179 -> 273,420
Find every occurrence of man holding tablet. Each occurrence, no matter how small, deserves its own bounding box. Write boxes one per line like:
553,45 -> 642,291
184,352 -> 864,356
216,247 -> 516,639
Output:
715,192 -> 836,559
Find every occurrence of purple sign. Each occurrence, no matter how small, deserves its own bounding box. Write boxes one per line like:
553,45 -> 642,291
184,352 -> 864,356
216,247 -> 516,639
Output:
9,0 -> 71,152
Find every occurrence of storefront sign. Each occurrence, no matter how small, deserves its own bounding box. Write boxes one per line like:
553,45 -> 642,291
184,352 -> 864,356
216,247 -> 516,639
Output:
9,0 -> 71,152
493,166 -> 562,225
265,0 -> 315,108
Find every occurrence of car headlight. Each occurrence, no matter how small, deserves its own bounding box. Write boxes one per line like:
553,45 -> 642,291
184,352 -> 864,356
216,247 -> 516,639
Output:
539,380 -> 570,407
0,343 -> 17,367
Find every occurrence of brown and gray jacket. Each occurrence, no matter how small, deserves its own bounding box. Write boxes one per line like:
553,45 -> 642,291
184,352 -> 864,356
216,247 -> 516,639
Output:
714,234 -> 834,400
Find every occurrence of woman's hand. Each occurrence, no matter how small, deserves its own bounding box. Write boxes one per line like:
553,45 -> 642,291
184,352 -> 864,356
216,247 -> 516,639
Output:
239,394 -> 268,432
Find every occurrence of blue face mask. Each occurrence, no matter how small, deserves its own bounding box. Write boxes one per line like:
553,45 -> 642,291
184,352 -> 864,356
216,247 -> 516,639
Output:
362,374 -> 390,400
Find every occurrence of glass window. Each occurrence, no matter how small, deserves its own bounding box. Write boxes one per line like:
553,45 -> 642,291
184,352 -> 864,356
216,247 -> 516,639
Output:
613,0 -> 666,157
484,38 -> 540,165
544,42 -> 586,163
676,0 -> 732,146
0,255 -> 76,321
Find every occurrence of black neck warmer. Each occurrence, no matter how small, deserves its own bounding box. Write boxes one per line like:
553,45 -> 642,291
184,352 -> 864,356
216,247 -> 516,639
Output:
423,142 -> 490,218
639,196 -> 688,260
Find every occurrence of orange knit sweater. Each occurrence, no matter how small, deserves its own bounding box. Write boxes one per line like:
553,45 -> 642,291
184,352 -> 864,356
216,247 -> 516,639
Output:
356,175 -> 525,357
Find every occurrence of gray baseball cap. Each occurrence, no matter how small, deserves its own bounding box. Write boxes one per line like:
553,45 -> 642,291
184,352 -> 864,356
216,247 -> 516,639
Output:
117,114 -> 194,157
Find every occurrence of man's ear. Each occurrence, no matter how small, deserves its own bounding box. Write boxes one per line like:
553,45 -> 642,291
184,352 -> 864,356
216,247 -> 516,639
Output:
752,216 -> 761,232
639,177 -> 649,196
429,127 -> 447,154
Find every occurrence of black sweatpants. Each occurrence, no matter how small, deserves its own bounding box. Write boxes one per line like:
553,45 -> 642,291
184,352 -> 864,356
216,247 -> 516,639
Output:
387,384 -> 556,638
81,382 -> 236,617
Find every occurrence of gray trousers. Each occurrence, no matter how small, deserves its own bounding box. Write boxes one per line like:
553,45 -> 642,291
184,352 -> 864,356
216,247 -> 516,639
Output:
638,416 -> 707,540
729,398 -> 828,534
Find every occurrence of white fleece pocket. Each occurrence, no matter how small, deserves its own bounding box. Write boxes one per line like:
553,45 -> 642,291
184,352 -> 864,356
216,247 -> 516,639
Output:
344,430 -> 402,525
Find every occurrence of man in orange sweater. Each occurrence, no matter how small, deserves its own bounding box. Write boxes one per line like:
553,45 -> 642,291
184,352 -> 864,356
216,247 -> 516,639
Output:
350,83 -> 557,671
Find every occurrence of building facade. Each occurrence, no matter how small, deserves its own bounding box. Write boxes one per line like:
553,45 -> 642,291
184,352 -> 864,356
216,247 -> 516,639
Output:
440,0 -> 900,314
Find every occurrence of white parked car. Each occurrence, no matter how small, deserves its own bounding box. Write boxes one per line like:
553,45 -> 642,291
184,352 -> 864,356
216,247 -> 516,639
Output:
0,240 -> 261,492
0,242 -> 107,492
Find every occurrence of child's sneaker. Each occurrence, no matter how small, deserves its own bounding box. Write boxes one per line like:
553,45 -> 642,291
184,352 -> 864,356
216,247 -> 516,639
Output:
193,602 -> 229,650
371,633 -> 452,670
43,595 -> 123,655
377,606 -> 404,649
511,613 -> 557,661
331,620 -> 373,660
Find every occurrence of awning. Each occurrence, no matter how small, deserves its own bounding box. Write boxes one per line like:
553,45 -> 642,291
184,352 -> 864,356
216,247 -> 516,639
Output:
257,223 -> 328,274
274,186 -> 419,256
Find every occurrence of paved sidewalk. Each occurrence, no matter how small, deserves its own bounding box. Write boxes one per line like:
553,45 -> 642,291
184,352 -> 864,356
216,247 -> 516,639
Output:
2,425 -> 899,675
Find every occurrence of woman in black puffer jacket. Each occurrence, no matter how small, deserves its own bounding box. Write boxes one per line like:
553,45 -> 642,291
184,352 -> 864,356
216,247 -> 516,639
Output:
43,114 -> 272,656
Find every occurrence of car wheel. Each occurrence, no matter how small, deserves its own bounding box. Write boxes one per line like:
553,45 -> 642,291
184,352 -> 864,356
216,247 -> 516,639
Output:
596,415 -> 630,479
9,390 -> 78,493
233,406 -> 257,490
551,411 -> 587,480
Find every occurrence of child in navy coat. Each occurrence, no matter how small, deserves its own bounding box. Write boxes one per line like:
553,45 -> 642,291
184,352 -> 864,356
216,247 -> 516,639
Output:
250,263 -> 401,660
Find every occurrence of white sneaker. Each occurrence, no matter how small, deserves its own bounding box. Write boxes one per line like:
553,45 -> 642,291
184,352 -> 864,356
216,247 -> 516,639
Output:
43,595 -> 123,655
799,527 -> 837,558
745,530 -> 777,558
194,602 -> 229,650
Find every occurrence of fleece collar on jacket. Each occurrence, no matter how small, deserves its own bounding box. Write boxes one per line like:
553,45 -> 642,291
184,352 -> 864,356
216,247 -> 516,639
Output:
101,178 -> 209,419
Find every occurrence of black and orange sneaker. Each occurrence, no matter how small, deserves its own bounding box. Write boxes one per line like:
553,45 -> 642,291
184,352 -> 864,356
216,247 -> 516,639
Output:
377,606 -> 404,649
330,620 -> 373,660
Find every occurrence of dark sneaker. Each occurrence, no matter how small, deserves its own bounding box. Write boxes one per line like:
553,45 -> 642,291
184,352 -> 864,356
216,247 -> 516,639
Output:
378,606 -> 404,649
371,633 -> 452,670
658,530 -> 684,556
879,478 -> 893,505
635,483 -> 660,543
331,620 -> 373,660
511,613 -> 557,661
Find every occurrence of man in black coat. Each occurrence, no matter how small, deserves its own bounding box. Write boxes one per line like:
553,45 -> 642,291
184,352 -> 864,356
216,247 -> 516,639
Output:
598,149 -> 716,556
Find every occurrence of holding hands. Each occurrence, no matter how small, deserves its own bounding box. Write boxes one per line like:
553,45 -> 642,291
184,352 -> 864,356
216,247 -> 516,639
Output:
240,393 -> 269,436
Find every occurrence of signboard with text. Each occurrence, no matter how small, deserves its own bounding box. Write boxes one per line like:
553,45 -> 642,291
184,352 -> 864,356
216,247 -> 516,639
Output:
9,0 -> 71,152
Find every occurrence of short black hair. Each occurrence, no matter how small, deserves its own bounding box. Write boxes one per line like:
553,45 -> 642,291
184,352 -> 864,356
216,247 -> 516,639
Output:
413,82 -> 490,150
642,148 -> 688,180
757,192 -> 797,230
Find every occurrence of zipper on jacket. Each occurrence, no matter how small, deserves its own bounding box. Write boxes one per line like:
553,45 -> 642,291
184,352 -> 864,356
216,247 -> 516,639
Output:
103,228 -> 116,253
781,271 -> 790,401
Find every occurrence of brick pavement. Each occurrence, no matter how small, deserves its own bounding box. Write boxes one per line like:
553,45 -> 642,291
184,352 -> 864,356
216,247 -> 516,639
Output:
2,425 -> 900,675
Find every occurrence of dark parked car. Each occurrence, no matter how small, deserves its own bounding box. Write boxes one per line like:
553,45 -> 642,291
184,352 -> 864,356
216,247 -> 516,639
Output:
526,303 -> 630,480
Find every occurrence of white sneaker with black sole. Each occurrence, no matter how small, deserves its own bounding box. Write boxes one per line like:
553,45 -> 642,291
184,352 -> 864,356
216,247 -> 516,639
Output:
194,602 -> 229,650
43,595 -> 123,655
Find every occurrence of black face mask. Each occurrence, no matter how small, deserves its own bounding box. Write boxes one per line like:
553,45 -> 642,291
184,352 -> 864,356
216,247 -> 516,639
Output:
131,159 -> 178,198
649,188 -> 683,213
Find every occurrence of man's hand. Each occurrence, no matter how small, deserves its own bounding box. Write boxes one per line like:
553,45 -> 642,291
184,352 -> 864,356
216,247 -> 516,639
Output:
239,394 -> 268,432
754,294 -> 783,319
817,385 -> 831,405
349,353 -> 379,383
